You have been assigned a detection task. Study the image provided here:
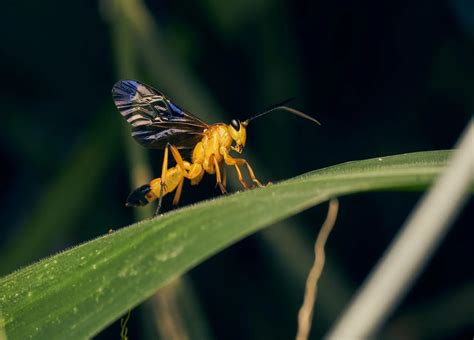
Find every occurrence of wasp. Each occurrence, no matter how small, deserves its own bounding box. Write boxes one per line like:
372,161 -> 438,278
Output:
113,80 -> 320,215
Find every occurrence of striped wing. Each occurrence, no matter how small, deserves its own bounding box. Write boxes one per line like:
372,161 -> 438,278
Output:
112,80 -> 208,149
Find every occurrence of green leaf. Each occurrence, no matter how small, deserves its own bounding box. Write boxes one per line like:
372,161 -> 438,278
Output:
0,150 -> 457,338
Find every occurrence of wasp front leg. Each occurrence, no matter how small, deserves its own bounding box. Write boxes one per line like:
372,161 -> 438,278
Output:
222,151 -> 263,189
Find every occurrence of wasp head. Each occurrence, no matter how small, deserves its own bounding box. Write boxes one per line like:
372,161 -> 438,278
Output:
228,119 -> 247,153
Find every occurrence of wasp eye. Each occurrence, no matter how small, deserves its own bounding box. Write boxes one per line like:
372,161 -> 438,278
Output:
231,119 -> 240,130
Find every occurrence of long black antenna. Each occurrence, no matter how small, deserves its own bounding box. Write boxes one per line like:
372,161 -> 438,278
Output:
242,98 -> 320,126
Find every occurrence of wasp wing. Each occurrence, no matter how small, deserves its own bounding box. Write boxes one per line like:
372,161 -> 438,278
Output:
112,80 -> 208,149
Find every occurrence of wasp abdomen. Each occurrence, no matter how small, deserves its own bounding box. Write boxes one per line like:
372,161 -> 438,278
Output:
126,184 -> 153,207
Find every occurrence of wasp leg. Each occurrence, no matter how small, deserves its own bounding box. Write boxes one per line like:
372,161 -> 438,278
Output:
155,180 -> 165,216
242,160 -> 264,188
222,164 -> 227,189
223,153 -> 263,189
151,166 -> 185,215
156,144 -> 171,216
170,145 -> 189,174
172,178 -> 184,207
223,154 -> 249,189
234,164 -> 249,190
212,155 -> 227,194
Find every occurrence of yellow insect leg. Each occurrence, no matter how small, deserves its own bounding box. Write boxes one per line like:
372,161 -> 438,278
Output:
151,166 -> 184,213
222,164 -> 227,189
172,178 -> 184,207
222,153 -> 249,189
156,144 -> 170,216
242,160 -> 264,188
223,153 -> 263,188
170,145 -> 188,173
234,164 -> 249,190
170,144 -> 206,188
161,144 -> 170,180
212,155 -> 227,193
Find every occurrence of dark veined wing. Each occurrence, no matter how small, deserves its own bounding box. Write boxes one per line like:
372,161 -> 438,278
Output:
112,80 -> 208,149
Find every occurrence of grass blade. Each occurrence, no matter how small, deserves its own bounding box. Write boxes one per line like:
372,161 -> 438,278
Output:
0,150 -> 457,338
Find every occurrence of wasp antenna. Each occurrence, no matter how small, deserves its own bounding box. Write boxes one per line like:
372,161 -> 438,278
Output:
243,97 -> 295,123
243,103 -> 320,126
270,97 -> 297,108
277,106 -> 321,125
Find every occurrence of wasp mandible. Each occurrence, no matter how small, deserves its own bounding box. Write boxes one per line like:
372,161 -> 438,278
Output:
113,80 -> 320,215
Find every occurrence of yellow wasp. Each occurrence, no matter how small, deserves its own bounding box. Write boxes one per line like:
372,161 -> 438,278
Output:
113,80 -> 320,214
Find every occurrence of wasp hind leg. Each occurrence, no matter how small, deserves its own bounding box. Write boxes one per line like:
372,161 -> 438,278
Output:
151,166 -> 185,216
172,178 -> 184,207
168,145 -> 199,206
155,144 -> 172,216
169,145 -> 189,174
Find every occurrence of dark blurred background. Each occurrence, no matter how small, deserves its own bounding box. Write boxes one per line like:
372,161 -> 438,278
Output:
1,0 -> 472,339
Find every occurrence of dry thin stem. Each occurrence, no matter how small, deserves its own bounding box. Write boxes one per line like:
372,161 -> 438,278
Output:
296,198 -> 339,340
120,309 -> 131,340
150,280 -> 190,340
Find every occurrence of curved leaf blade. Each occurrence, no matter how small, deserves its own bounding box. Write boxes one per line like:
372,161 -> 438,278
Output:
0,150 -> 456,338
